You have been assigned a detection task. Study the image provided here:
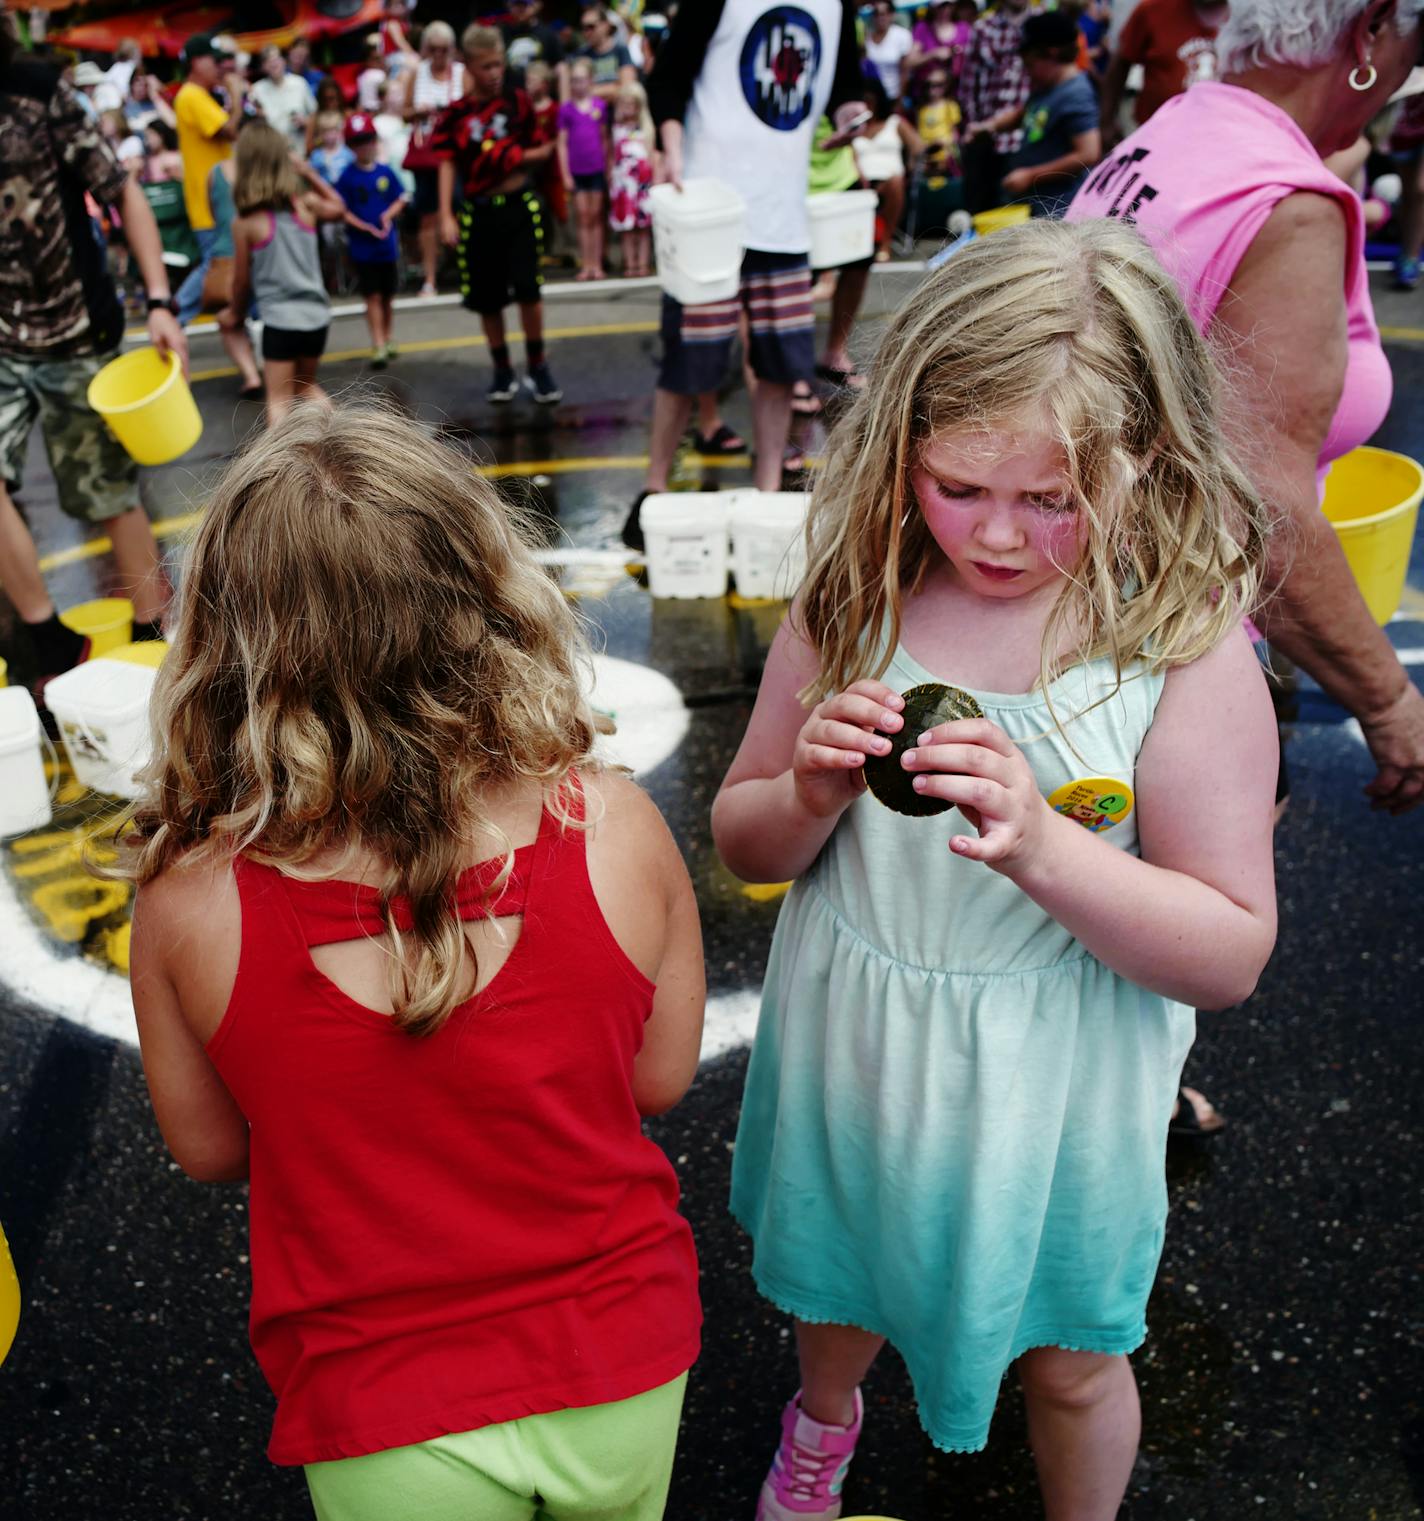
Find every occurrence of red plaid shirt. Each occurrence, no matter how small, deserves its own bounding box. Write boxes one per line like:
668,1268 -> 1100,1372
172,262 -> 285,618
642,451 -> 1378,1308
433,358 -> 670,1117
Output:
959,7 -> 1038,155
429,86 -> 545,199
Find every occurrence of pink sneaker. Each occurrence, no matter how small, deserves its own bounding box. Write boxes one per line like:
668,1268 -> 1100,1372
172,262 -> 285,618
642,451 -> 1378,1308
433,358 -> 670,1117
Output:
755,1388 -> 864,1520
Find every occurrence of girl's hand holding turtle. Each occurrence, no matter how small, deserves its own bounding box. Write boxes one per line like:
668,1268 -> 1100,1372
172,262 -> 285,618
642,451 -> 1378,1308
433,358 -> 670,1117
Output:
793,680 -> 905,819
901,715 -> 1047,868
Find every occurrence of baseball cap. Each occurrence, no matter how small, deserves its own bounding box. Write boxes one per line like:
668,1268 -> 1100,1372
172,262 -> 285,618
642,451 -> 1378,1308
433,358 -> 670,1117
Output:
1019,12 -> 1080,54
345,112 -> 378,144
182,33 -> 232,65
72,61 -> 107,86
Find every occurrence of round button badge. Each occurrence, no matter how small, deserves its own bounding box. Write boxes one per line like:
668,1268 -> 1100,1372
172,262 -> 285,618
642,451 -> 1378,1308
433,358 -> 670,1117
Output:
1046,777 -> 1135,833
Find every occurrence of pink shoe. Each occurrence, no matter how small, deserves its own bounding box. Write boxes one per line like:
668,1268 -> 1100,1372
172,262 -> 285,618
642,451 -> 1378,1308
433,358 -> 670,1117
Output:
755,1388 -> 863,1520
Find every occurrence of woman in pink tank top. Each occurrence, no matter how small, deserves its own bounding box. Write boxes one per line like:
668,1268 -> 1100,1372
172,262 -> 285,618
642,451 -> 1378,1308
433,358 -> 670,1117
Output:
1068,0 -> 1424,819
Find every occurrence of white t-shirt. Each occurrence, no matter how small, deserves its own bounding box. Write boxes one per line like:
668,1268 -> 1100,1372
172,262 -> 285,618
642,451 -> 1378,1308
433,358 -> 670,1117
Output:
865,23 -> 913,98
357,67 -> 388,113
251,72 -> 317,144
682,0 -> 847,254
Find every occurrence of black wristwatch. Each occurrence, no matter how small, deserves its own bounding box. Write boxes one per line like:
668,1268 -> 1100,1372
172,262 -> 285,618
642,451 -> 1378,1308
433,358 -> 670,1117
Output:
147,296 -> 177,314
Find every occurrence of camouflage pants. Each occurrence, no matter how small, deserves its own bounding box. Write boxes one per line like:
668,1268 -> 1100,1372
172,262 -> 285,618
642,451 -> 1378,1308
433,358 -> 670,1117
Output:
0,348 -> 138,523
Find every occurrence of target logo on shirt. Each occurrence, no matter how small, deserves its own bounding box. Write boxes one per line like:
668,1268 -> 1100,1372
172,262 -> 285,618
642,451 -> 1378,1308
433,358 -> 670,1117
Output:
739,6 -> 823,131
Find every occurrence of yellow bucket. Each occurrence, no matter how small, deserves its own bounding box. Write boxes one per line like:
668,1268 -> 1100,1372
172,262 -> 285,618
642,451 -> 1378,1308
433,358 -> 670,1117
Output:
86,347 -> 202,466
1320,445 -> 1424,624
0,656 -> 6,688
106,639 -> 168,668
973,204 -> 1032,237
60,597 -> 133,656
0,1219 -> 19,1368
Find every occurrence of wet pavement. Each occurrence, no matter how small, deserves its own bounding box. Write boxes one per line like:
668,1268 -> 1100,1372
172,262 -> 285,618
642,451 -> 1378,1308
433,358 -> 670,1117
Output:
1,265 -> 1423,1520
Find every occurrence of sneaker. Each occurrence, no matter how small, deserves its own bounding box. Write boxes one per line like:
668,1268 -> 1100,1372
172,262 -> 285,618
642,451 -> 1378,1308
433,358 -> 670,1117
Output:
621,489 -> 649,552
1393,255 -> 1421,291
756,1388 -> 863,1521
525,363 -> 563,404
370,343 -> 389,369
487,367 -> 519,403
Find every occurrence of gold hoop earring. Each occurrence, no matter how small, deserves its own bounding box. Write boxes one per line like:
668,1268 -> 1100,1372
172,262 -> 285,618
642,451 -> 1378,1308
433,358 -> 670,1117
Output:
1349,62 -> 1378,91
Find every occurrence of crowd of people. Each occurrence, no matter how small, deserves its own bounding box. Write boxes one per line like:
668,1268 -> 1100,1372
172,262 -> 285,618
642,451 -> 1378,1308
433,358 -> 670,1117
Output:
4,2 -> 1424,1521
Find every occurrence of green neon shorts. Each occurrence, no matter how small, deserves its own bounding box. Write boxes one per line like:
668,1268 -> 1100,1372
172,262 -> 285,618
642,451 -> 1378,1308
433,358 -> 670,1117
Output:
304,1373 -> 688,1521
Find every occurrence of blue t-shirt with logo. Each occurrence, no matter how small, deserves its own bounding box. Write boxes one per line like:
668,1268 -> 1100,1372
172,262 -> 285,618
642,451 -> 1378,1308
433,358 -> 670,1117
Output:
336,161 -> 405,263
1012,70 -> 1100,216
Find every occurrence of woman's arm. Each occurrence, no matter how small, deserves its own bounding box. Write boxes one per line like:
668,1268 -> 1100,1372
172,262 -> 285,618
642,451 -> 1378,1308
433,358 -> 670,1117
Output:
909,628 -> 1279,1008
1001,126 -> 1101,196
130,870 -> 249,1183
711,615 -> 906,883
1214,191 -> 1424,812
897,112 -> 925,163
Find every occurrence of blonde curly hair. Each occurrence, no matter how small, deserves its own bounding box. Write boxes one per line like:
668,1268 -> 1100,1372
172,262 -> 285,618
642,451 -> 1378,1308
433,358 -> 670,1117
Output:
796,218 -> 1271,715
115,402 -> 602,1036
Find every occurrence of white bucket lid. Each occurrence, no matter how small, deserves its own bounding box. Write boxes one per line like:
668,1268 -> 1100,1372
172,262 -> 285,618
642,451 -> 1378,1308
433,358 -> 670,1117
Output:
650,178 -> 747,224
806,188 -> 878,218
0,686 -> 41,755
43,656 -> 159,719
730,490 -> 811,528
641,492 -> 733,531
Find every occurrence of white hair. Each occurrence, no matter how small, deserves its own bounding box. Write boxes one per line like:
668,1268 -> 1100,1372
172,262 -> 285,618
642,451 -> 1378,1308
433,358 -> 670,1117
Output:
1216,0 -> 1424,75
421,19 -> 456,52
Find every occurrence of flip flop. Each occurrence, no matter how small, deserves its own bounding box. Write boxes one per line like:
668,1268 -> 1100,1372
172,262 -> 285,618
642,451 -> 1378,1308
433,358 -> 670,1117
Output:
1168,1086 -> 1226,1150
693,423 -> 746,453
791,381 -> 822,417
815,362 -> 866,392
238,383 -> 265,401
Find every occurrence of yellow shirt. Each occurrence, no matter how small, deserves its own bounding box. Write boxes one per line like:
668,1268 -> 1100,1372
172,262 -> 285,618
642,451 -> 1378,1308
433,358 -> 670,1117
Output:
917,99 -> 961,154
175,82 -> 231,231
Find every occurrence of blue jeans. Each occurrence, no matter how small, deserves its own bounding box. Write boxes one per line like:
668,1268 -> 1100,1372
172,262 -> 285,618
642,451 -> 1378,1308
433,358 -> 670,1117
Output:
175,226 -> 219,325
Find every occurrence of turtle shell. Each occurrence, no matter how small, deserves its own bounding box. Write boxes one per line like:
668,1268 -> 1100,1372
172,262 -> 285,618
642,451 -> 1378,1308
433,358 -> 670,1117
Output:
862,682 -> 984,817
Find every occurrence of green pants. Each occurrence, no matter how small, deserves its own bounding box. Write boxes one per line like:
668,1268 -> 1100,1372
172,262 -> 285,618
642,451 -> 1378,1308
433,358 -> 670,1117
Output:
304,1373 -> 688,1521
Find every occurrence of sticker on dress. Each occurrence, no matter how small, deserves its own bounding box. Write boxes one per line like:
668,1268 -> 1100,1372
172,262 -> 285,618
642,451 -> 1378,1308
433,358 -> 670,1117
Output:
1047,777 -> 1134,833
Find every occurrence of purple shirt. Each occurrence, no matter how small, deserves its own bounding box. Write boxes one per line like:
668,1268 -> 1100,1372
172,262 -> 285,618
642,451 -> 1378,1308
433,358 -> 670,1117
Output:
558,97 -> 609,177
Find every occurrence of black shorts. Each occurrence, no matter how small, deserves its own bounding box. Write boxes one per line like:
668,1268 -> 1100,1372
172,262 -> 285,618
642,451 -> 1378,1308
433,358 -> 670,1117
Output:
457,189 -> 544,316
411,167 -> 442,219
262,324 -> 329,362
354,260 -> 399,298
572,171 -> 607,193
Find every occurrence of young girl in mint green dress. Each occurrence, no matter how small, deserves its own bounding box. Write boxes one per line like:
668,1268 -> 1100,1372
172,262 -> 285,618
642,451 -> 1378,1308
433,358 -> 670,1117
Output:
712,218 -> 1280,1521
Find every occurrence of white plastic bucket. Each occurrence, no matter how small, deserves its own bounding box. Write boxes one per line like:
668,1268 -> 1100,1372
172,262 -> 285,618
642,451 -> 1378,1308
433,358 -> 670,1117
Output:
650,180 -> 747,306
730,490 -> 810,599
42,657 -> 158,799
641,493 -> 731,599
0,687 -> 52,837
806,189 -> 878,269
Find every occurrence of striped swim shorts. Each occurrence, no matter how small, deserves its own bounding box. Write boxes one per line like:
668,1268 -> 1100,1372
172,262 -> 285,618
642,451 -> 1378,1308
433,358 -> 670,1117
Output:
657,249 -> 814,395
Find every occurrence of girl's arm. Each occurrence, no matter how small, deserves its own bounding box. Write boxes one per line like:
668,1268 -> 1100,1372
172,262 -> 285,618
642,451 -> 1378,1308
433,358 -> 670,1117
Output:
219,215 -> 254,327
130,868 -> 249,1182
909,627 -> 1279,1009
557,125 -> 572,186
295,158 -> 348,221
711,614 -> 907,883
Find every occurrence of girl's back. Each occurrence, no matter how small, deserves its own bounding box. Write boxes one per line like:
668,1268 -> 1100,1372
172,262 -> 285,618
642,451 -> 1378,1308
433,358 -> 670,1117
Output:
124,404 -> 706,1505
145,769 -> 702,1465
248,202 -> 328,331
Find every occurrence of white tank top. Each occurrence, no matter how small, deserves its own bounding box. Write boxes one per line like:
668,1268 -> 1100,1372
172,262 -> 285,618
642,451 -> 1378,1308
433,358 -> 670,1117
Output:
853,117 -> 905,182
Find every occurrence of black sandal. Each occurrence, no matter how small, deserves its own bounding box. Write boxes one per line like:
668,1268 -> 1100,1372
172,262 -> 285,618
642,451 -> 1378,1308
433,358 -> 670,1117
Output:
692,423 -> 746,454
814,362 -> 865,391
791,381 -> 822,417
1168,1086 -> 1226,1150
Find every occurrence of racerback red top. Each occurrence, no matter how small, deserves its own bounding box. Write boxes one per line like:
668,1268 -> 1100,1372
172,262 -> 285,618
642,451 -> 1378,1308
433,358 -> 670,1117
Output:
206,782 -> 702,1465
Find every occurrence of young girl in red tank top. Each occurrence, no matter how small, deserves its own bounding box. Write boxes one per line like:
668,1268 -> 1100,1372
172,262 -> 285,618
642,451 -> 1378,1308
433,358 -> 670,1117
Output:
121,403 -> 705,1521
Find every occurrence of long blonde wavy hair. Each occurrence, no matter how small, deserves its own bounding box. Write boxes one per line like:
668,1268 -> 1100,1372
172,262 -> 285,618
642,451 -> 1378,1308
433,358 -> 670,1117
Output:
797,218 -> 1270,708
115,403 -> 602,1036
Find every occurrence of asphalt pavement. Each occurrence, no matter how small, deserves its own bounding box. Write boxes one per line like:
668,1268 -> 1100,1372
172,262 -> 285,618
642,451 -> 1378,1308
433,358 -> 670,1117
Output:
1,262 -> 1422,1521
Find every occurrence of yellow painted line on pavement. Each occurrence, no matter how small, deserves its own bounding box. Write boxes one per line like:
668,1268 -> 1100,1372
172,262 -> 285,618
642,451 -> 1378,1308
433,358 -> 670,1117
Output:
36,450 -> 776,570
1379,324 -> 1424,343
189,320 -> 661,384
